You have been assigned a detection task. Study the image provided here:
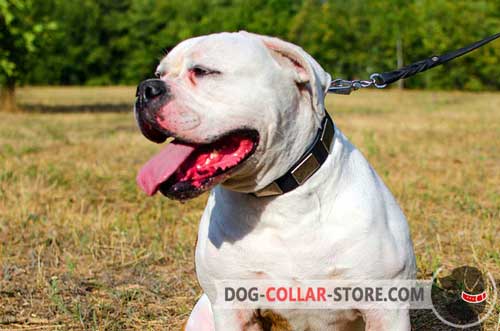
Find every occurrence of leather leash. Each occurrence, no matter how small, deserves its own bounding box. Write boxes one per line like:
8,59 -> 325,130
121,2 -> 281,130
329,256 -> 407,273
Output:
329,33 -> 500,95
252,32 -> 499,197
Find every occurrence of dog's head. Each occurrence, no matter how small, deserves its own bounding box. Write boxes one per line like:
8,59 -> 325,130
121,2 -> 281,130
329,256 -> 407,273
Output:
135,32 -> 331,200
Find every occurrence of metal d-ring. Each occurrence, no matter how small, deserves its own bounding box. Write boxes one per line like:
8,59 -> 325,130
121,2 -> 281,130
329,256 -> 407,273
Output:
369,73 -> 387,89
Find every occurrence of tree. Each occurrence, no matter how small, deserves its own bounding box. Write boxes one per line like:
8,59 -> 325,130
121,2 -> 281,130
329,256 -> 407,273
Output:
2,0 -> 499,91
0,0 -> 55,111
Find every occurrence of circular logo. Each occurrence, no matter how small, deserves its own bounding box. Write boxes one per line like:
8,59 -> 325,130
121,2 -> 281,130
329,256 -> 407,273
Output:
430,265 -> 497,328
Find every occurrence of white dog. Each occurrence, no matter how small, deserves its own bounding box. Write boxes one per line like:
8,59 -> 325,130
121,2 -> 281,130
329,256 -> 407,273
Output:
135,31 -> 416,330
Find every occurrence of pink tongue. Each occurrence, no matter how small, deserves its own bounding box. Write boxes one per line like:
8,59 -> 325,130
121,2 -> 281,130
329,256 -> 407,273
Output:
137,141 -> 196,196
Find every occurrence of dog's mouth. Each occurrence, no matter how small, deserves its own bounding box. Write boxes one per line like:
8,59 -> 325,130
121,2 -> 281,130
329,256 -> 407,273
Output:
137,129 -> 259,200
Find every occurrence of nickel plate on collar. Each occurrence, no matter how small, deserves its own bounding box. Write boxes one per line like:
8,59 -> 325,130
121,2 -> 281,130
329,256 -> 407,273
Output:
321,117 -> 334,153
291,153 -> 320,185
253,181 -> 283,197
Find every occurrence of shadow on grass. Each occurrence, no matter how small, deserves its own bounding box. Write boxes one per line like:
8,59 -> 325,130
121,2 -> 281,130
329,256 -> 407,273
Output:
19,103 -> 132,113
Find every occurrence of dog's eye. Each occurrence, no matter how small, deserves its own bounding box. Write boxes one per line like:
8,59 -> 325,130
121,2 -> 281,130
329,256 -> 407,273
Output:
190,65 -> 219,77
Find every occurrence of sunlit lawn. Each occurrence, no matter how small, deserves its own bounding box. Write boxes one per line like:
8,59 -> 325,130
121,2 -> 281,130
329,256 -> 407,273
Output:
0,87 -> 499,330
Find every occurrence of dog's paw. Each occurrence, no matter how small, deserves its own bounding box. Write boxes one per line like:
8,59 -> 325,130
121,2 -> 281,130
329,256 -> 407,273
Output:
185,294 -> 214,331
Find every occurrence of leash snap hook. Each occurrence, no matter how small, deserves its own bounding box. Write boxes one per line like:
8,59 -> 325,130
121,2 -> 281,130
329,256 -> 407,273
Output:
328,79 -> 356,95
328,77 -> 381,95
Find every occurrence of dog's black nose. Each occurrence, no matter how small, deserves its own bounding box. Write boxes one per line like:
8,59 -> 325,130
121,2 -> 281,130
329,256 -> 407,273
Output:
136,79 -> 169,108
135,79 -> 171,143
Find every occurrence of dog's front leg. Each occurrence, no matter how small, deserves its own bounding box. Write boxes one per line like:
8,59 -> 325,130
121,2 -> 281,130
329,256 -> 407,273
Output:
362,309 -> 411,331
213,308 -> 263,331
185,295 -> 262,331
184,294 -> 214,331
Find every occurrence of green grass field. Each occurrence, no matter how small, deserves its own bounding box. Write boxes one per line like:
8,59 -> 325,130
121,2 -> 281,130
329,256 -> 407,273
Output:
1,87 -> 499,330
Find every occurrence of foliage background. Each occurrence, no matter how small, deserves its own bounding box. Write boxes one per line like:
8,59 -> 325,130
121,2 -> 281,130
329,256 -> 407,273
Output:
8,0 -> 500,91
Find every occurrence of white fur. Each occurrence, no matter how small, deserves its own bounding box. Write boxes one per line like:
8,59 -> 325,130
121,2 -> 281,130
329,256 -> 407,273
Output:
157,32 -> 416,330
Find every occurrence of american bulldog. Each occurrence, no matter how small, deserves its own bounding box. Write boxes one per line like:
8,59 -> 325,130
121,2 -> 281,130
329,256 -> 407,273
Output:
135,31 -> 416,331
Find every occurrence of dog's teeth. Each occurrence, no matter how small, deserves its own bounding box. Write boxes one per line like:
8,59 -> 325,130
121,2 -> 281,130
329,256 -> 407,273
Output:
210,151 -> 219,159
204,158 -> 211,165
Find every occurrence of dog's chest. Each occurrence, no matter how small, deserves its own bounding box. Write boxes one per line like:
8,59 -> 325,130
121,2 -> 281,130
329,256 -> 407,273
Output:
195,194 -> 339,282
212,228 -> 332,279
196,218 -> 358,330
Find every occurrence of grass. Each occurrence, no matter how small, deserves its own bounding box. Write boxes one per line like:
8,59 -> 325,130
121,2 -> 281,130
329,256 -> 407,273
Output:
1,87 -> 499,330
16,86 -> 134,112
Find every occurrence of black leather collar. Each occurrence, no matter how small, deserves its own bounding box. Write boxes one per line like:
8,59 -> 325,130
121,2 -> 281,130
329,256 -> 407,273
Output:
253,112 -> 335,197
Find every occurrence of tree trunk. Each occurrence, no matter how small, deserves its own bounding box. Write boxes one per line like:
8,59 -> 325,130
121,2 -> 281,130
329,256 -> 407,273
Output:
0,84 -> 17,112
396,36 -> 404,90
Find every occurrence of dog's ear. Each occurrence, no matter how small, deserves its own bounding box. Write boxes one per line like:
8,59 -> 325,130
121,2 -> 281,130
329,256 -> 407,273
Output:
241,32 -> 331,116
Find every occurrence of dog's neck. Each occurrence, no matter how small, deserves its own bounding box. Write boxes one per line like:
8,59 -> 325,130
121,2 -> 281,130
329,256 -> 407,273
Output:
211,127 -> 353,230
252,111 -> 335,197
221,103 -> 321,194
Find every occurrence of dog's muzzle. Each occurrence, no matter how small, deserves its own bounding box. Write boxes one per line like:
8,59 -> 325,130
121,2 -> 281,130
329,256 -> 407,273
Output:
135,79 -> 171,143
